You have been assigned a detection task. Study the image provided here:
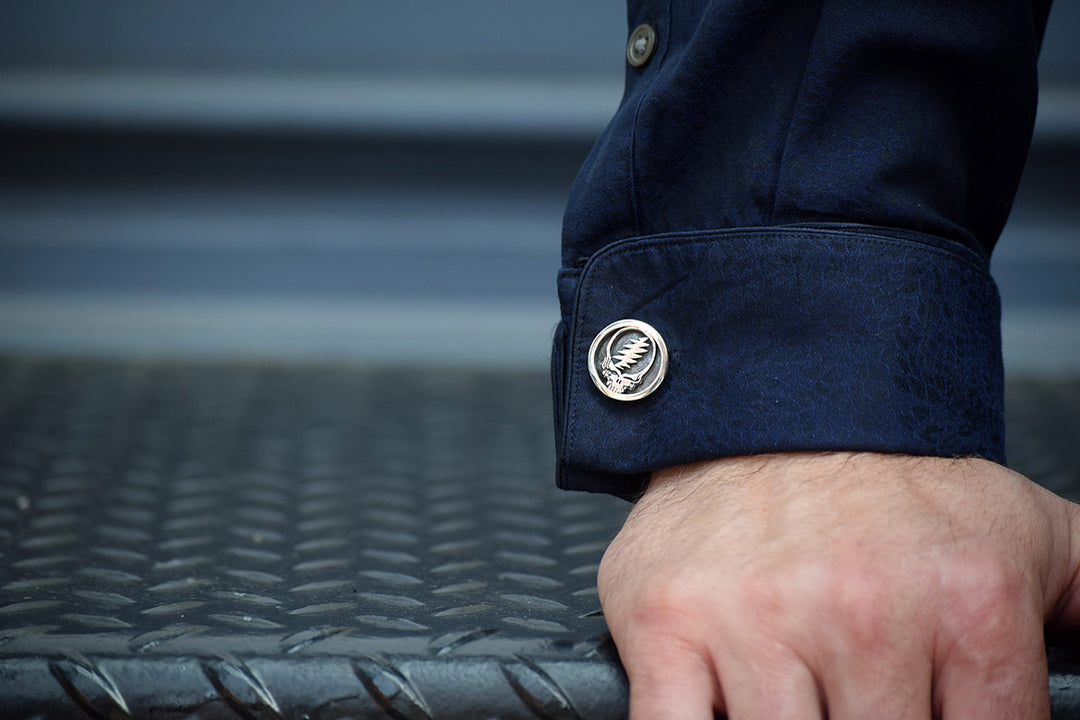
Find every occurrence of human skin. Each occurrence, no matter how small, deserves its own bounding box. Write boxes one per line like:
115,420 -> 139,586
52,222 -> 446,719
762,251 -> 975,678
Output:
597,452 -> 1080,719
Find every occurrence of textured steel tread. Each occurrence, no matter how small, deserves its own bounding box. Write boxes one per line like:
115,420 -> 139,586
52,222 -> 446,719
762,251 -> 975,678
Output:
0,358 -> 1077,719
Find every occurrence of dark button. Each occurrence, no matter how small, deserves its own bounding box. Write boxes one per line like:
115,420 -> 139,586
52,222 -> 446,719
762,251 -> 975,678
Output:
627,24 -> 657,68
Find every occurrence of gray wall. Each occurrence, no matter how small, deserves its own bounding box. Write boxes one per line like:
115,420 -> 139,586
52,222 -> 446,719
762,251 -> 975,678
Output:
0,1 -> 1075,79
0,1 -> 1076,369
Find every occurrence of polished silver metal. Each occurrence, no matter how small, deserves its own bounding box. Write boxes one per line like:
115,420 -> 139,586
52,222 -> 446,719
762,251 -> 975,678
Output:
588,319 -> 667,401
626,24 -> 657,67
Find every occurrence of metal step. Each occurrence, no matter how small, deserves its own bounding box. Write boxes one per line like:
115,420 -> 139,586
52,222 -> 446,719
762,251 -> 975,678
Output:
0,358 -> 1077,717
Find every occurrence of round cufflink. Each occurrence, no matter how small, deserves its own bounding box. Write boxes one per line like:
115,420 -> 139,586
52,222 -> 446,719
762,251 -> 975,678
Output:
626,24 -> 657,68
588,319 -> 667,401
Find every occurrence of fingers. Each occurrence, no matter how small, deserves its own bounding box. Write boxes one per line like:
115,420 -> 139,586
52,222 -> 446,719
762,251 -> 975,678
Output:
936,631 -> 1049,719
821,649 -> 932,720
935,578 -> 1051,720
620,619 -> 1048,720
716,651 -> 823,720
623,637 -> 719,720
812,581 -> 933,720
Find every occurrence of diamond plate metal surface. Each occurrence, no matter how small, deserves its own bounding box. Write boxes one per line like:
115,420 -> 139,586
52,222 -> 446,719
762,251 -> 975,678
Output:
0,358 -> 1077,718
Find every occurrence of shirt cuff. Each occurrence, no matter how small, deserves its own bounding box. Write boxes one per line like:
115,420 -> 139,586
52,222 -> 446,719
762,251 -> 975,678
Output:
551,224 -> 1005,499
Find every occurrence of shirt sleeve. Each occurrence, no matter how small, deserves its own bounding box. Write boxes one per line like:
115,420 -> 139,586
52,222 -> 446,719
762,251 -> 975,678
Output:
552,0 -> 1053,499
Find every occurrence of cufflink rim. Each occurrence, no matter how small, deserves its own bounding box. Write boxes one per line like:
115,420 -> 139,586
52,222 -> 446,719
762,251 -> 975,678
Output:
587,319 -> 668,402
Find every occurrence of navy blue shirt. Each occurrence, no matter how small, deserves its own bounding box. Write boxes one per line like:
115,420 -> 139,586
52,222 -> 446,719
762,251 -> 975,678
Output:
553,0 -> 1053,498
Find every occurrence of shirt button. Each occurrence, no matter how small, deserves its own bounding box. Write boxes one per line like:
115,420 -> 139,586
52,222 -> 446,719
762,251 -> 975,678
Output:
626,24 -> 658,68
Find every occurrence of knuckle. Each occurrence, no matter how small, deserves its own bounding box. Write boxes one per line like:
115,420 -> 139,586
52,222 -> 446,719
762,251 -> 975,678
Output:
625,630 -> 704,677
631,577 -> 702,635
736,570 -> 786,615
946,553 -> 1021,614
620,587 -> 712,680
829,566 -> 893,645
734,565 -> 812,637
941,551 -> 1029,650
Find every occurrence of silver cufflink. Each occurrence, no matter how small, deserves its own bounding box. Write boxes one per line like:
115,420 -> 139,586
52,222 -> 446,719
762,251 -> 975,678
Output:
588,319 -> 667,401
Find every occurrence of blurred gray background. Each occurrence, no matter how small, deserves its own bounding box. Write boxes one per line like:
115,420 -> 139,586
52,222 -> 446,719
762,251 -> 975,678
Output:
0,1 -> 1077,371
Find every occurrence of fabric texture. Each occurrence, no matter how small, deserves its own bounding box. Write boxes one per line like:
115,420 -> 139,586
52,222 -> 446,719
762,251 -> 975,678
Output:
554,0 -> 1052,498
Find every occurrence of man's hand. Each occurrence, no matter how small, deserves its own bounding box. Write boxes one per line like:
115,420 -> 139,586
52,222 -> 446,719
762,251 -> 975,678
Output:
597,453 -> 1080,719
